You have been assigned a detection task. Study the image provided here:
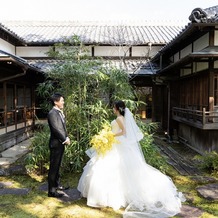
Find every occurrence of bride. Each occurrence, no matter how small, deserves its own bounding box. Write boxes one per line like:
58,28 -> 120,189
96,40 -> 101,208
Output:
77,100 -> 185,218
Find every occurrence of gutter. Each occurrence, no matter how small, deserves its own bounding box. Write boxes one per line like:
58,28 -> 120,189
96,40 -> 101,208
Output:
0,68 -> 27,82
0,49 -> 42,73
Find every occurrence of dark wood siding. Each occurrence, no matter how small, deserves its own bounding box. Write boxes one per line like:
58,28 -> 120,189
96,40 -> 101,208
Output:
179,72 -> 209,110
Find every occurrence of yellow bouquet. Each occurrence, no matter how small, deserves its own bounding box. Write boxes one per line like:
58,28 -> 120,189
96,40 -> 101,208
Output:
90,123 -> 118,156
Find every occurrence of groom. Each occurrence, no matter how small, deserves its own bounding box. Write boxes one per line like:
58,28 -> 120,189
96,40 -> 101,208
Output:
47,93 -> 70,198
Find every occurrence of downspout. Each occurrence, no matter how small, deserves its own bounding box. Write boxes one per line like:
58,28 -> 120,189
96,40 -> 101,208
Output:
159,53 -> 171,141
167,83 -> 171,142
160,53 -> 162,70
0,67 -> 27,82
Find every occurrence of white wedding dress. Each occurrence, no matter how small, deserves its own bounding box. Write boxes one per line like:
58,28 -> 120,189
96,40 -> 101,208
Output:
77,108 -> 185,218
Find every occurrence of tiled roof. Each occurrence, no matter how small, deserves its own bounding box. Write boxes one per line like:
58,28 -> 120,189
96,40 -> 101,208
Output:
1,21 -> 185,45
27,58 -> 156,75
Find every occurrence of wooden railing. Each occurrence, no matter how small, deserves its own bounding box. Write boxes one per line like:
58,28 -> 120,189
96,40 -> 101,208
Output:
0,107 -> 42,129
172,107 -> 218,129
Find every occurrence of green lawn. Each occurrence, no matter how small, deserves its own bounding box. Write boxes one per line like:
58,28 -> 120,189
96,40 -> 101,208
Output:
0,170 -> 217,218
0,173 -> 123,218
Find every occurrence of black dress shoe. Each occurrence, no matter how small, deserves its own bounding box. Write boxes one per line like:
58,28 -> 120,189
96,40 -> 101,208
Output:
57,185 -> 70,191
48,192 -> 64,198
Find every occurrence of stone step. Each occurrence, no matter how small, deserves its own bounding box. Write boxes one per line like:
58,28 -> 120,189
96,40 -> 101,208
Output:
0,138 -> 32,166
154,136 -> 201,176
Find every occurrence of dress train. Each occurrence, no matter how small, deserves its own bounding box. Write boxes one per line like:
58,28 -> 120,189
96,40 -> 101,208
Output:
78,117 -> 185,217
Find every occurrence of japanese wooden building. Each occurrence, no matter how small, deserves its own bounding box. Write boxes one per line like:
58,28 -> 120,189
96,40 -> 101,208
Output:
1,5 -> 218,154
0,24 -> 44,151
0,49 -> 44,152
152,6 -> 218,153
0,20 -> 183,151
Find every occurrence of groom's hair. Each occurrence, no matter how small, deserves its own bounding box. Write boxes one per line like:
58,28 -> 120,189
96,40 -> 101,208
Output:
50,93 -> 64,106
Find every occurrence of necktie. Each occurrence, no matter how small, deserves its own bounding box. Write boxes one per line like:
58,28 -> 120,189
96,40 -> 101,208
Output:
59,111 -> 65,123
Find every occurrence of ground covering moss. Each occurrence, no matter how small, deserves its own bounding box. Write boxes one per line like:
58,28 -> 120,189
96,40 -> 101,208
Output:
0,171 -> 217,218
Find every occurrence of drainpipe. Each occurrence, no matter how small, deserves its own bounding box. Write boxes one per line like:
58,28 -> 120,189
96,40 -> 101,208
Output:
167,83 -> 171,143
0,67 -> 27,82
160,53 -> 162,70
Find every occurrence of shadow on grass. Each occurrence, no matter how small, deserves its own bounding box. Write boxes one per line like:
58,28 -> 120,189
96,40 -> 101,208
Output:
0,172 -> 123,218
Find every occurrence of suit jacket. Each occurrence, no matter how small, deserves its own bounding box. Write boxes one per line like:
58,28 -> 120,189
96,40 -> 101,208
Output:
47,108 -> 68,148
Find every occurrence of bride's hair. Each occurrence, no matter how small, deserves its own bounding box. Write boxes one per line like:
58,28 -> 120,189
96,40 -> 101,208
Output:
114,100 -> 126,116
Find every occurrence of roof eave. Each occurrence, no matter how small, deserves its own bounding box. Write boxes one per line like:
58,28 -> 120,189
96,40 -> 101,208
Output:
152,22 -> 218,62
157,53 -> 218,75
0,50 -> 42,72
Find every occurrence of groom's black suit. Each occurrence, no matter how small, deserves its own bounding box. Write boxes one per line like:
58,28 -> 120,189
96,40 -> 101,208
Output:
47,107 -> 68,193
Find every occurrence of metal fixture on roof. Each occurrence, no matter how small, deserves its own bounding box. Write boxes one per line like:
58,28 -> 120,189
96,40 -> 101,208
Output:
189,6 -> 218,23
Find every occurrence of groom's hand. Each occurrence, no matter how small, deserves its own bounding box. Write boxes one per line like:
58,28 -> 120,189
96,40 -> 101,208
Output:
65,137 -> 70,145
63,137 -> 70,145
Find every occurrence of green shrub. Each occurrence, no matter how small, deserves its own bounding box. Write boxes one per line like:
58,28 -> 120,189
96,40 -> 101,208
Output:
139,122 -> 169,173
194,151 -> 218,173
25,124 -> 50,174
27,37 -> 168,175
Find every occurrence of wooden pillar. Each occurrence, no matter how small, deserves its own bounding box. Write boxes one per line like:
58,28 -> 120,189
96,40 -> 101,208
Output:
209,27 -> 215,112
3,82 -> 7,128
209,60 -> 214,112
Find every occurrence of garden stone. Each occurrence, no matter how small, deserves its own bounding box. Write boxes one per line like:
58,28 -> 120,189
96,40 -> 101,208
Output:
190,175 -> 217,184
0,188 -> 30,195
177,205 -> 204,217
196,183 -> 218,200
0,181 -> 13,188
1,139 -> 30,159
0,139 -> 31,168
38,183 -> 81,202
60,189 -> 82,202
183,192 -> 195,204
8,165 -> 27,175
0,168 -> 9,176
38,183 -> 48,192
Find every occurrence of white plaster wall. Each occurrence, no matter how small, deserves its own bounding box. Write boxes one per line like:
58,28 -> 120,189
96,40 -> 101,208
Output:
16,46 -> 50,57
172,33 -> 209,62
180,44 -> 192,59
193,62 -> 208,72
7,125 -> 15,132
215,30 -> 218,46
0,128 -> 6,135
174,52 -> 179,62
180,68 -> 192,77
193,33 -> 209,51
94,46 -> 129,57
17,123 -> 25,128
0,39 -> 15,54
14,45 -> 162,58
55,46 -> 92,56
132,46 -> 161,58
214,60 -> 218,68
